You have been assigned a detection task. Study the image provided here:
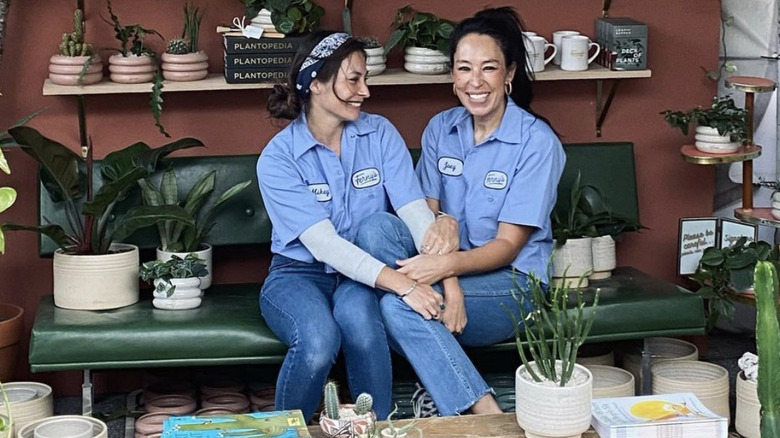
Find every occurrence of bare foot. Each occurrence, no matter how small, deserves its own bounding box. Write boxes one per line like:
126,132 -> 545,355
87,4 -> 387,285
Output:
470,394 -> 502,414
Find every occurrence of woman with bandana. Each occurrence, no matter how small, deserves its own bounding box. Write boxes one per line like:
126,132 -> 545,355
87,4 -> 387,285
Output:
256,30 -> 456,421
379,7 -> 566,416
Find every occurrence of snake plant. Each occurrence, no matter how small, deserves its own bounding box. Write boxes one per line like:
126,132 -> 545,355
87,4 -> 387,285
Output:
753,261 -> 780,437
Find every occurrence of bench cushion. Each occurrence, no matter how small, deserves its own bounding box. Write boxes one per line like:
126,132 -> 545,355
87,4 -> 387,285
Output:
29,267 -> 704,372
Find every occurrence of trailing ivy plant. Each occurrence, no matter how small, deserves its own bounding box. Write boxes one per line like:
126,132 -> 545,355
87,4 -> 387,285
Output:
384,6 -> 455,55
660,95 -> 748,144
103,0 -> 168,137
244,0 -> 324,35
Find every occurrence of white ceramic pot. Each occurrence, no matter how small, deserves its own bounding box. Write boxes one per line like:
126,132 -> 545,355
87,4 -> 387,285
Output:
651,360 -> 730,422
576,350 -> 614,367
108,54 -> 156,84
622,337 -> 698,395
1,382 -> 53,436
552,237 -> 593,288
735,371 -> 759,438
157,244 -> 212,289
152,277 -> 203,310
33,416 -> 93,438
161,51 -> 209,81
16,415 -> 107,438
515,361 -> 592,438
53,243 -> 139,310
365,47 -> 387,77
403,47 -> 449,75
48,55 -> 103,85
590,235 -> 616,280
584,364 -> 634,399
694,126 -> 741,154
319,405 -> 376,438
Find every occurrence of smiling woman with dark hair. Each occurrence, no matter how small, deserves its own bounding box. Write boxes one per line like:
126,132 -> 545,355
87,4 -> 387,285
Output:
256,30 -> 457,421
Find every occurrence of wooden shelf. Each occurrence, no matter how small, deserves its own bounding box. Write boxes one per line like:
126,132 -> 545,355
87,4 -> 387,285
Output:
42,65 -> 652,96
725,75 -> 777,94
734,207 -> 780,228
680,144 -> 761,164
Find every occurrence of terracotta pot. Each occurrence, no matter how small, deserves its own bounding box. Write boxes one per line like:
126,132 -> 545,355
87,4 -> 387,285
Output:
515,361 -> 592,438
319,405 -> 376,438
0,304 -> 23,381
48,55 -> 103,85
109,54 -> 156,84
161,51 -> 209,81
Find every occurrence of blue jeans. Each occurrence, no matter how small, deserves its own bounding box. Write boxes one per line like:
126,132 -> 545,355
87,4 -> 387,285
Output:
372,214 -> 534,416
260,215 -> 398,421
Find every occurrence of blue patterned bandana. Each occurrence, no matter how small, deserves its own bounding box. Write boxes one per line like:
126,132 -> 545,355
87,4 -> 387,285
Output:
295,33 -> 351,100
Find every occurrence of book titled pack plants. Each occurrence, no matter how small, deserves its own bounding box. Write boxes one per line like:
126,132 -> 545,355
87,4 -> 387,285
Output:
591,392 -> 728,438
223,35 -> 305,55
162,410 -> 310,437
595,17 -> 647,70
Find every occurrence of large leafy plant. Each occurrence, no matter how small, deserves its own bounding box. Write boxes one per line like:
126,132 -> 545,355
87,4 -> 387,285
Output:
753,261 -> 780,438
510,271 -> 599,386
138,168 -> 251,252
244,0 -> 324,35
2,126 -> 203,255
661,95 -> 748,143
694,237 -> 779,331
384,6 -> 455,54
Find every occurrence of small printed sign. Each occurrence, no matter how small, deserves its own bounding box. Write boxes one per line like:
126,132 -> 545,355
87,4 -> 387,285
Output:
677,217 -> 758,276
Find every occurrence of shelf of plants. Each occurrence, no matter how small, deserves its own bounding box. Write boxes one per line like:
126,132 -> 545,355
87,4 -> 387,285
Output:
42,65 -> 652,96
680,144 -> 761,165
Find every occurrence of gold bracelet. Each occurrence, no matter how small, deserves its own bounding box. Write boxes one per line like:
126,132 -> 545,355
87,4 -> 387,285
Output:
400,281 -> 418,298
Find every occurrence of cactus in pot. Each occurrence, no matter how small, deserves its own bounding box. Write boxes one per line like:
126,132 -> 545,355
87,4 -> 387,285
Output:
49,8 -> 103,86
753,261 -> 780,437
320,380 -> 376,438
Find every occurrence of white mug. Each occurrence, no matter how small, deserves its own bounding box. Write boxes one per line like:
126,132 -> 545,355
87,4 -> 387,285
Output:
560,35 -> 600,71
524,36 -> 557,73
552,30 -> 579,65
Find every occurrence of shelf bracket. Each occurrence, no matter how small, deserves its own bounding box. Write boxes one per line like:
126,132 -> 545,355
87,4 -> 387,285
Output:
602,0 -> 612,17
595,78 -> 622,137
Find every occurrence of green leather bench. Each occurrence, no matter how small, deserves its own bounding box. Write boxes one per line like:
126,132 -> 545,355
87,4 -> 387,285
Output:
28,142 -> 706,413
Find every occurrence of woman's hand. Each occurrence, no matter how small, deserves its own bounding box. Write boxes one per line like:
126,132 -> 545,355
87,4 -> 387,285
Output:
397,254 -> 452,285
420,215 -> 459,256
401,282 -> 445,320
441,281 -> 467,335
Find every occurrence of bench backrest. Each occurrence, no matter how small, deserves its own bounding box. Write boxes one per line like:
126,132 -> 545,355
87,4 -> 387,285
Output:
38,142 -> 638,256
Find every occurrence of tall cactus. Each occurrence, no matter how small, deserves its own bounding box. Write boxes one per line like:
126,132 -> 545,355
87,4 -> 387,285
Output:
354,393 -> 373,416
59,9 -> 92,56
323,380 -> 340,420
753,261 -> 780,437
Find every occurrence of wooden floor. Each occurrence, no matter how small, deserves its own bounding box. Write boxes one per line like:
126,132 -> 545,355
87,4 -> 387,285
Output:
308,413 -> 600,437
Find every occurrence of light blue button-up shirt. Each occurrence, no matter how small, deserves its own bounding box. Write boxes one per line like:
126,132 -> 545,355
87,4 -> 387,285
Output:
417,99 -> 566,282
257,112 -> 423,263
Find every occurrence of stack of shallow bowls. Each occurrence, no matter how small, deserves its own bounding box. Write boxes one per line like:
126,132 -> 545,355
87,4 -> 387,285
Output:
584,365 -> 635,399
249,386 -> 275,412
403,47 -> 449,75
622,337 -> 698,394
0,382 -> 53,435
651,360 -> 730,421
16,415 -> 107,438
134,412 -> 170,437
201,393 -> 250,413
365,47 -> 386,76
144,394 -> 196,416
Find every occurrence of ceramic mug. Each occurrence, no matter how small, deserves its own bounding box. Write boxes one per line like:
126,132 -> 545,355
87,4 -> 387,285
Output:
524,35 -> 557,72
552,30 -> 580,65
560,35 -> 600,71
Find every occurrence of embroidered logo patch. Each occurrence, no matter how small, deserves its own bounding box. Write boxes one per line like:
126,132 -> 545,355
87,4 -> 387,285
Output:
484,171 -> 508,190
438,157 -> 464,176
352,168 -> 381,188
308,183 -> 332,201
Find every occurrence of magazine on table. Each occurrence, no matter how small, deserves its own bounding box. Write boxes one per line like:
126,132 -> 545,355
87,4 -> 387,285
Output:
162,409 -> 311,437
591,392 -> 728,438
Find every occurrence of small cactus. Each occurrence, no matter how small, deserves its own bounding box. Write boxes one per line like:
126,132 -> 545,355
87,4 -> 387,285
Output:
166,38 -> 189,55
323,380 -> 340,420
59,9 -> 93,57
353,393 -> 373,416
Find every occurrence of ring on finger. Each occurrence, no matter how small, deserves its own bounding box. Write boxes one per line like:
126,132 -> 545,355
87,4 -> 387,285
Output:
437,250 -> 443,256
439,302 -> 446,310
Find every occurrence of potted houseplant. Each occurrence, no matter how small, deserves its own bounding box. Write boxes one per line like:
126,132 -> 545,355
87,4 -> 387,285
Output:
161,3 -> 208,82
138,168 -> 252,289
140,253 -> 209,310
359,37 -> 386,76
103,0 -> 168,136
384,6 -> 454,75
510,271 -> 599,438
244,0 -> 324,35
48,8 -> 103,86
2,126 -> 203,310
661,95 -> 748,154
752,261 -> 780,438
319,381 -> 376,438
693,237 -> 778,331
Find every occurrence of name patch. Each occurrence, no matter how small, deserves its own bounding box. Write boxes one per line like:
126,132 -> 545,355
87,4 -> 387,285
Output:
438,157 -> 464,176
308,183 -> 332,202
352,168 -> 381,189
484,171 -> 508,190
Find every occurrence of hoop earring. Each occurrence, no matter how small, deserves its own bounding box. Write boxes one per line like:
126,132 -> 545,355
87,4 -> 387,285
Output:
505,82 -> 512,96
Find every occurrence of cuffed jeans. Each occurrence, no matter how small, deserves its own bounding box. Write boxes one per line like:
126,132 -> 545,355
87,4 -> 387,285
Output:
367,213 -> 533,416
260,215 -> 397,421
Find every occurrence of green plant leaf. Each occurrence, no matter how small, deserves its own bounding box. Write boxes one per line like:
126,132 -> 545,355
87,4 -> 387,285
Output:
0,188 -> 17,215
8,126 -> 82,201
111,205 -> 194,241
1,223 -> 73,249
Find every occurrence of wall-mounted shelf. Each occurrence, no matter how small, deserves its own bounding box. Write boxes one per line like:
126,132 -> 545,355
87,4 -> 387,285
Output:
680,144 -> 761,165
735,208 -> 780,228
43,65 -> 651,95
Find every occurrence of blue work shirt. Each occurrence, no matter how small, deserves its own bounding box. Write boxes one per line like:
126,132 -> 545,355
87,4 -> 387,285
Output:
417,99 -> 565,282
257,111 -> 423,263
